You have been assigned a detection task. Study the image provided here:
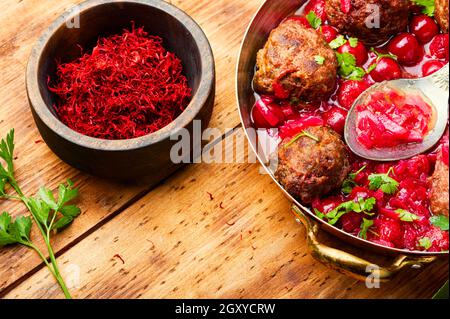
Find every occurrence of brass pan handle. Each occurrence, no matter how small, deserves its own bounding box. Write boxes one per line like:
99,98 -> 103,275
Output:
292,205 -> 437,282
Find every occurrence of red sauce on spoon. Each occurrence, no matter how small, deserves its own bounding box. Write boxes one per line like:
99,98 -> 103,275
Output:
355,87 -> 434,149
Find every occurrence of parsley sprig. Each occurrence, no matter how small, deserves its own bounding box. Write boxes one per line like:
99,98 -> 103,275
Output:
368,167 -> 399,195
411,0 -> 435,17
306,11 -> 322,29
341,165 -> 366,194
336,52 -> 366,81
359,218 -> 374,239
315,197 -> 376,225
430,215 -> 449,231
0,129 -> 80,299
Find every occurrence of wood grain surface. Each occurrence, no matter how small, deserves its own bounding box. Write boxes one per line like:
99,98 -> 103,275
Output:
0,0 -> 448,299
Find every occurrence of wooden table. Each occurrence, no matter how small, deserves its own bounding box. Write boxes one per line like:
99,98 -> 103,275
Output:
0,0 -> 448,299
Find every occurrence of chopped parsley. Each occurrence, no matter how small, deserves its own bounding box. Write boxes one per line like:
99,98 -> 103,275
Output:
418,237 -> 432,250
348,37 -> 358,48
359,218 -> 374,240
411,0 -> 435,16
341,165 -> 367,194
314,55 -> 325,65
430,215 -> 449,231
306,11 -> 322,29
395,209 -> 420,222
336,52 -> 365,81
368,167 -> 399,195
329,35 -> 347,49
315,197 -> 376,225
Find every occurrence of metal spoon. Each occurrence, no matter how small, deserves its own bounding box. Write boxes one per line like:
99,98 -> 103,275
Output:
344,63 -> 449,161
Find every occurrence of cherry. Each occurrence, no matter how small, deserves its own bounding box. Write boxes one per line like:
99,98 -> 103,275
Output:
337,41 -> 368,66
369,57 -> 402,82
286,16 -> 311,28
388,33 -> 424,66
410,15 -> 439,44
304,0 -> 327,22
429,34 -> 449,61
422,60 -> 445,76
320,25 -> 339,42
323,106 -> 348,135
251,96 -> 285,128
337,80 -> 370,109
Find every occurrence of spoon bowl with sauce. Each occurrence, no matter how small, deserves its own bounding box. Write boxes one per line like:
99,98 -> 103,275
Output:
345,63 -> 449,161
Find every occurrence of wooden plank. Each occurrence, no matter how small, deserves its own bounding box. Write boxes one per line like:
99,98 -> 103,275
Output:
5,129 -> 448,299
0,0 -> 261,293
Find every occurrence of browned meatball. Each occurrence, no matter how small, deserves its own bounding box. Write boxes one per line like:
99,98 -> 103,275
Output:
429,156 -> 449,217
326,0 -> 409,46
253,20 -> 338,102
435,0 -> 449,33
275,126 -> 351,204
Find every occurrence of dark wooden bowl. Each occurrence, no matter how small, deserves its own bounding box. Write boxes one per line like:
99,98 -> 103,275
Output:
27,0 -> 215,181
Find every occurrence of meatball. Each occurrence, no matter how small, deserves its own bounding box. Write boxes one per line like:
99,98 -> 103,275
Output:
429,156 -> 449,217
275,126 -> 351,203
435,0 -> 449,33
253,20 -> 338,102
325,0 -> 409,46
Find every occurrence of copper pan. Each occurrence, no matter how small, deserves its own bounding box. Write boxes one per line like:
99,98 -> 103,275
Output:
236,0 -> 448,281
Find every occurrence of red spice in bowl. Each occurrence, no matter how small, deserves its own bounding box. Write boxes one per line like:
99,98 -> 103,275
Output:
49,25 -> 192,140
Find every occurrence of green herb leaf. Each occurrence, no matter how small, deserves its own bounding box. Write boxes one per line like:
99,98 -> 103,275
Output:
314,208 -> 326,220
38,187 -> 58,211
336,52 -> 365,81
430,215 -> 450,231
52,216 -> 75,231
359,197 -> 376,213
57,180 -> 78,207
320,197 -> 377,225
314,55 -> 325,65
418,237 -> 432,250
0,178 -> 6,196
306,11 -> 322,29
329,35 -> 347,49
359,218 -> 374,239
347,67 -> 366,80
342,165 -> 367,195
27,197 -> 50,227
0,212 -> 31,246
0,129 -> 15,179
368,168 -> 399,195
411,0 -> 435,16
395,209 -> 420,222
10,216 -> 32,242
348,37 -> 358,48
284,130 -> 320,148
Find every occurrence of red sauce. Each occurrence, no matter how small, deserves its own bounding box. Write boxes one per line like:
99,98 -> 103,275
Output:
251,0 -> 449,252
356,87 -> 434,149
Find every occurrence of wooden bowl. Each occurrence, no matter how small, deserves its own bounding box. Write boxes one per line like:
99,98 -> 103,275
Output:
27,0 -> 215,181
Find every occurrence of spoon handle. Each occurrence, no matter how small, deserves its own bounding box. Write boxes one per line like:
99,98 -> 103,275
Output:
427,63 -> 449,92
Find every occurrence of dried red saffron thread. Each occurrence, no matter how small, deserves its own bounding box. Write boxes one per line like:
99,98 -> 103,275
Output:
113,254 -> 125,264
49,25 -> 191,140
